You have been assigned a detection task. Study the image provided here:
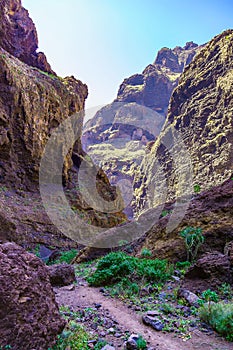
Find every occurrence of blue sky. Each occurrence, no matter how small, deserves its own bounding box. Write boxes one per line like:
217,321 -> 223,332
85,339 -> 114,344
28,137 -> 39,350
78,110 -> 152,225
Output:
23,0 -> 233,109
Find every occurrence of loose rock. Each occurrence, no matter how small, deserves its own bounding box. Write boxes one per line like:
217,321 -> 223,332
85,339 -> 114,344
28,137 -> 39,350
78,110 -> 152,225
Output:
47,263 -> 76,286
0,242 -> 65,349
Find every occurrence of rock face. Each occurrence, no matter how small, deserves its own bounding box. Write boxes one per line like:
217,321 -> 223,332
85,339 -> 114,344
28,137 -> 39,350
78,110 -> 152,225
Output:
0,0 -> 54,74
0,0 -> 126,248
116,41 -> 201,115
183,251 -> 233,292
0,49 -> 87,189
0,242 -> 65,349
0,0 -> 87,191
133,30 -> 233,260
82,43 -> 201,221
136,177 -> 233,261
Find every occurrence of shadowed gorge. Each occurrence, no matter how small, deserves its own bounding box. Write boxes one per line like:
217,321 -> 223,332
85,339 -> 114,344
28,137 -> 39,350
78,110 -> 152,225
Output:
0,1 -> 233,349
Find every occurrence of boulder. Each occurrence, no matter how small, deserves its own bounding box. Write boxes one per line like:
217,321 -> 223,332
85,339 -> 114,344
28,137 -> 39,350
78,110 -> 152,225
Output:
183,252 -> 233,292
125,334 -> 139,349
101,345 -> 115,350
47,263 -> 76,287
0,242 -> 65,349
142,313 -> 164,331
177,288 -> 199,307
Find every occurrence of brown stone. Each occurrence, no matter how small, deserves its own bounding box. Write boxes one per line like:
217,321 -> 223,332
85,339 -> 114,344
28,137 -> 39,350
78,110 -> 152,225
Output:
0,0 -> 126,250
0,242 -> 65,349
183,252 -> 233,292
47,263 -> 76,287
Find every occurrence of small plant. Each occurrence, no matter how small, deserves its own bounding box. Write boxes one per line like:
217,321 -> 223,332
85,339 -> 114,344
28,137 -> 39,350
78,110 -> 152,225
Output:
51,322 -> 89,349
53,249 -> 78,264
94,340 -> 108,350
218,283 -> 232,299
175,261 -> 191,274
136,335 -> 147,349
179,226 -> 204,262
160,302 -> 175,315
200,289 -> 219,311
161,210 -> 169,217
33,244 -> 41,258
193,184 -> 201,193
141,248 -> 152,257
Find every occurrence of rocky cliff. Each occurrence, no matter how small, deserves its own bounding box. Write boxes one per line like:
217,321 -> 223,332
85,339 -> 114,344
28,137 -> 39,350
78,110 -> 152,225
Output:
0,0 -> 55,74
0,0 -> 126,249
134,30 -> 233,260
116,41 -> 201,115
82,42 -> 201,219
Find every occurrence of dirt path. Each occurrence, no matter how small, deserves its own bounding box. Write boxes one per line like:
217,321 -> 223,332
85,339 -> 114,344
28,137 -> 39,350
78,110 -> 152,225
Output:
54,283 -> 233,350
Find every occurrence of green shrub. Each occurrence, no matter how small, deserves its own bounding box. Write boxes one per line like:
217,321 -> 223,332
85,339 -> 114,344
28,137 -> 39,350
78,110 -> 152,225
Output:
51,322 -> 89,349
199,302 -> 233,341
199,289 -> 219,310
179,226 -> 204,262
193,184 -> 201,193
175,261 -> 191,275
175,261 -> 191,269
94,340 -> 108,350
136,335 -> 147,349
53,249 -> 78,264
87,252 -> 172,287
141,248 -> 152,257
218,283 -> 232,299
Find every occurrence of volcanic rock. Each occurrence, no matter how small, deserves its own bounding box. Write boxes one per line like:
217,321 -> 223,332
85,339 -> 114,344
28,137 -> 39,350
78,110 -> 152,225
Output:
0,242 -> 65,349
133,30 -> 233,260
47,263 -> 76,287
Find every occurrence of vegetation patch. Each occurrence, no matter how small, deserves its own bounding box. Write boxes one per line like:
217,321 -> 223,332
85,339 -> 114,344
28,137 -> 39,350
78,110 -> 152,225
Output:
199,302 -> 233,341
87,252 -> 173,289
50,321 -> 90,350
179,226 -> 204,262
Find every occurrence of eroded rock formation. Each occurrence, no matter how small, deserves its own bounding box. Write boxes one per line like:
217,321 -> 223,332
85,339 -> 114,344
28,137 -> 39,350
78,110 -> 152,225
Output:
134,31 -> 233,260
0,0 -> 126,249
0,242 -> 65,349
116,41 -> 201,115
0,0 -> 55,74
82,43 -> 201,222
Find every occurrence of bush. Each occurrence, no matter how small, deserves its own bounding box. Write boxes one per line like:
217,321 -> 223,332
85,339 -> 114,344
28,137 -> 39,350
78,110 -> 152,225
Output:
199,302 -> 233,341
51,322 -> 89,349
94,340 -> 108,350
179,226 -> 204,262
136,335 -> 147,349
53,249 -> 78,264
87,252 -> 172,287
141,248 -> 152,257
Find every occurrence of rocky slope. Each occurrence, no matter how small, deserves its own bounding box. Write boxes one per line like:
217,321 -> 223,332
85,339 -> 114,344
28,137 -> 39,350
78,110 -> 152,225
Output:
82,43 -> 201,219
134,30 -> 233,259
0,0 -> 126,249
